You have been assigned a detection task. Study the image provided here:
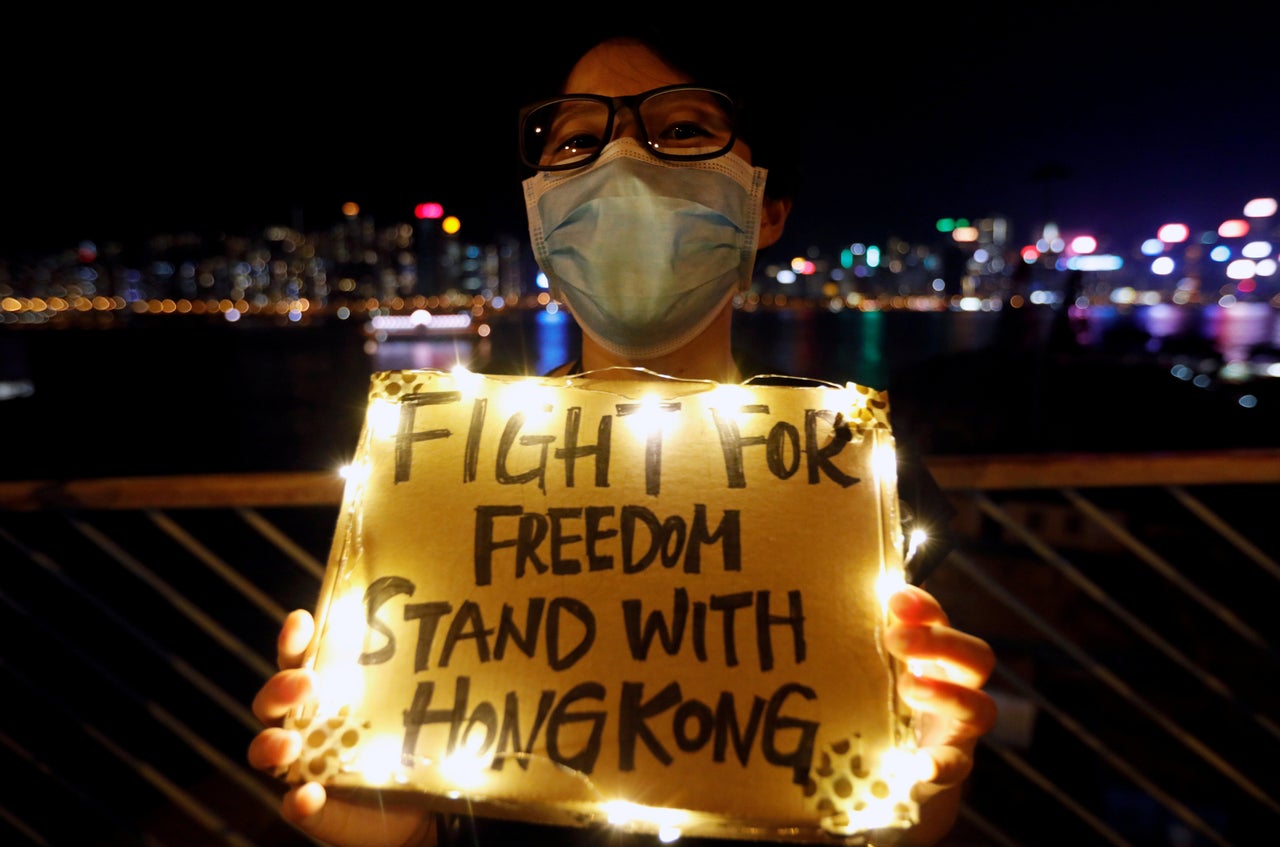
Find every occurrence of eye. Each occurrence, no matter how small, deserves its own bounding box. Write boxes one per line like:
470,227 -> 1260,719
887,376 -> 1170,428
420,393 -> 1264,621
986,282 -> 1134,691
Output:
664,120 -> 715,142
536,101 -> 610,166
549,128 -> 604,159
640,91 -> 735,153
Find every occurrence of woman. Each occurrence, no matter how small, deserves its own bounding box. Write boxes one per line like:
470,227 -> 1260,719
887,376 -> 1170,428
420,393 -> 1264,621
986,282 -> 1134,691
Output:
249,27 -> 996,847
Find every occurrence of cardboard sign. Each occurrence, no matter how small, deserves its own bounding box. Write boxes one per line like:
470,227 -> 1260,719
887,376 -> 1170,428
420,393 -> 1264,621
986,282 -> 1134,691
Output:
286,367 -> 922,842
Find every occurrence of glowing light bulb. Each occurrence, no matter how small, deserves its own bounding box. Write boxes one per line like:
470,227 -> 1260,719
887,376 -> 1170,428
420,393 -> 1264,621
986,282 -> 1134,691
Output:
706,383 -> 753,411
879,746 -> 934,799
368,398 -> 400,439
625,393 -> 674,436
871,442 -> 897,480
440,734 -> 490,790
906,527 -> 928,561
354,735 -> 407,785
605,800 -> 637,826
876,570 -> 907,611
312,593 -> 369,711
823,386 -> 860,416
450,364 -> 485,398
504,379 -> 555,421
816,740 -> 928,837
603,800 -> 689,834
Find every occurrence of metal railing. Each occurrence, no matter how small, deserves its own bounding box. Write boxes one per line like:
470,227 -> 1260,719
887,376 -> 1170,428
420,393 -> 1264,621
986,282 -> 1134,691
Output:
2,448 -> 1277,847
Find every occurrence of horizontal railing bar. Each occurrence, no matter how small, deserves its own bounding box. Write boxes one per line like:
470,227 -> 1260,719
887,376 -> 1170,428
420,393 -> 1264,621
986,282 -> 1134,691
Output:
3,450 -> 1279,511
0,471 -> 348,511
926,449 -> 1280,490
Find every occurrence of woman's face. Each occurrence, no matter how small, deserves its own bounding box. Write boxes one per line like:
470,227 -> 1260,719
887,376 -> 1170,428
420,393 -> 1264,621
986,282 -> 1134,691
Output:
559,38 -> 790,253
562,38 -> 756,166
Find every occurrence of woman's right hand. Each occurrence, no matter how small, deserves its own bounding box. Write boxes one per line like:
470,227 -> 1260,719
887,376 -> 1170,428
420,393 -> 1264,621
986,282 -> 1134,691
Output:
247,609 -> 437,847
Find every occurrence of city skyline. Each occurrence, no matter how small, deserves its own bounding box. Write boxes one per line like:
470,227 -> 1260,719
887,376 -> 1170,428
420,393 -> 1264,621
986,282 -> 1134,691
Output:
4,10 -> 1277,263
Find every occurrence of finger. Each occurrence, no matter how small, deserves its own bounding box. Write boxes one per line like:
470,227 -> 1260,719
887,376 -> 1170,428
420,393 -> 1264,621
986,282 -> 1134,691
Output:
247,726 -> 302,774
252,668 -> 314,727
919,742 -> 976,789
887,585 -> 949,627
282,781 -> 327,822
282,782 -> 436,847
278,609 -> 316,670
897,674 -> 998,743
884,624 -> 995,689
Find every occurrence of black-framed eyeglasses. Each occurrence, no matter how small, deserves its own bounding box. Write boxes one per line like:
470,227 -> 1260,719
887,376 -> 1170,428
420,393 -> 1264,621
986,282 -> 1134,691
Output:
519,84 -> 739,172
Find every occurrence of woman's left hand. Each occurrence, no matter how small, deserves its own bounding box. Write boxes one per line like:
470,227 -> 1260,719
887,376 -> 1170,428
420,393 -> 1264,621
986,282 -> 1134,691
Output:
883,584 -> 997,841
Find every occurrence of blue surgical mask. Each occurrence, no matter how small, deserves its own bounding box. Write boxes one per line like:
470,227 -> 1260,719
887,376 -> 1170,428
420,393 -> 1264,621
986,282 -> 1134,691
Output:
523,138 -> 767,360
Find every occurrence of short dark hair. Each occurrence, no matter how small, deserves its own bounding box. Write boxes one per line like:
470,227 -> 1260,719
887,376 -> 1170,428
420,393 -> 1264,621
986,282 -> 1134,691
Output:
516,25 -> 802,203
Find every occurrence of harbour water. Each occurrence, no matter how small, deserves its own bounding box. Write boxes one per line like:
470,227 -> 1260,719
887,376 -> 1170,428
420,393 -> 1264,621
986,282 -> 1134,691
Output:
3,301 -> 1278,482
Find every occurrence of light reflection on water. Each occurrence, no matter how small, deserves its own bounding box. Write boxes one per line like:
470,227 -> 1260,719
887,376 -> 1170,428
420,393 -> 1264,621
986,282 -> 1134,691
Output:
367,337 -> 492,372
368,307 -> 577,377
367,303 -> 1280,385
1204,302 -> 1280,361
1074,301 -> 1279,365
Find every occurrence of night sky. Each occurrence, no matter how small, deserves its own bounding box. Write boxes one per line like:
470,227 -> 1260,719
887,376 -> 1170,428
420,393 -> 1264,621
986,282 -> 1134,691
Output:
4,9 -> 1277,265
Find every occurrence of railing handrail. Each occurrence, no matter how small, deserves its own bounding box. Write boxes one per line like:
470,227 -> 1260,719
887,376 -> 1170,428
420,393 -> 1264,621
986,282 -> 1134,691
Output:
3,448 -> 1278,511
0,470 -> 346,511
925,447 -> 1280,490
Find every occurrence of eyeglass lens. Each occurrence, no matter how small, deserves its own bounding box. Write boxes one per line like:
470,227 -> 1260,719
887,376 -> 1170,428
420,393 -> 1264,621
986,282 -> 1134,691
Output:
524,88 -> 735,170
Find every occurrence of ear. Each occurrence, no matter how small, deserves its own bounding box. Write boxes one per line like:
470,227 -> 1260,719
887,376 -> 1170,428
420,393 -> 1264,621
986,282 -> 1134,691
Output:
757,195 -> 793,250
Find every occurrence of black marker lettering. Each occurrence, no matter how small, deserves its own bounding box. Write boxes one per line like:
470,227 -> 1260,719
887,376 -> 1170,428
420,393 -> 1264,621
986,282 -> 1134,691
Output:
394,391 -> 461,483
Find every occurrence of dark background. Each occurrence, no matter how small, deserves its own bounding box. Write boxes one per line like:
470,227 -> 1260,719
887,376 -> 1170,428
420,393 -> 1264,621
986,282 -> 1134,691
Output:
4,7 -> 1277,263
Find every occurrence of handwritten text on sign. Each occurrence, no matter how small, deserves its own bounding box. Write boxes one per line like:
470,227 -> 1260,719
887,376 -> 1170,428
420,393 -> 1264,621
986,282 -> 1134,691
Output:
288,369 -> 918,841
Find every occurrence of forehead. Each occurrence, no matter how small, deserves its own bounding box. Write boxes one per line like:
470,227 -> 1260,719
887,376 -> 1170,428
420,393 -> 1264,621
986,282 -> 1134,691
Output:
563,39 -> 693,97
